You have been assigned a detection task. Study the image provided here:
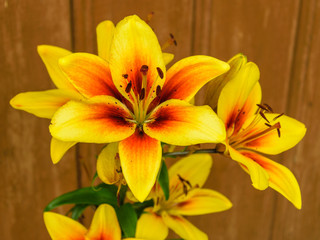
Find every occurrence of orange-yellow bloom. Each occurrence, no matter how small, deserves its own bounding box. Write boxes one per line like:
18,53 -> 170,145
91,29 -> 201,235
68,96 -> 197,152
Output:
44,204 -> 140,240
134,154 -> 232,240
210,54 -> 306,209
9,18 -> 173,165
49,15 -> 229,202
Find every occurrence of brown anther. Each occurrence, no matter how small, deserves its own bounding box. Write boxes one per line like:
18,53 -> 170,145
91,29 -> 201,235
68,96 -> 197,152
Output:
139,88 -> 146,100
116,166 -> 122,174
263,103 -> 274,113
185,180 -> 192,188
273,113 -> 284,121
257,104 -> 268,112
157,67 -> 164,79
125,81 -> 132,93
170,33 -> 177,46
140,65 -> 149,75
183,185 -> 188,196
156,85 -> 162,96
122,74 -> 128,79
277,128 -> 281,138
259,111 -> 270,123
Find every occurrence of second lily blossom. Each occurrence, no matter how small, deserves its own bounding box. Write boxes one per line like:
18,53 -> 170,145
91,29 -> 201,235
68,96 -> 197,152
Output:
206,54 -> 306,208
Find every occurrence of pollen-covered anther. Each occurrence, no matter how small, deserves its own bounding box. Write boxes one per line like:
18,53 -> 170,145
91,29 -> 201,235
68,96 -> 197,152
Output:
178,174 -> 192,196
140,88 -> 146,100
169,33 -> 177,46
125,81 -> 132,93
161,33 -> 177,50
140,65 -> 149,75
156,67 -> 164,79
259,111 -> 270,123
273,113 -> 284,121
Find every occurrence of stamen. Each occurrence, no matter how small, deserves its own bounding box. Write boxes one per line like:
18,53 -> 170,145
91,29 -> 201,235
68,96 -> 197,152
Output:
140,65 -> 149,75
157,67 -> 164,79
265,123 -> 271,127
273,113 -> 284,121
156,85 -> 162,96
122,74 -> 128,79
263,103 -> 274,113
277,128 -> 281,138
178,174 -> 192,196
140,88 -> 146,100
125,81 -> 132,93
169,33 -> 177,46
257,104 -> 268,112
259,111 -> 270,123
161,33 -> 177,50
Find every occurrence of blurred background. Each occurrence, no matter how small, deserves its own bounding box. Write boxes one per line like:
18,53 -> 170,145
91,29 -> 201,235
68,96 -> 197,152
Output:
1,0 -> 319,239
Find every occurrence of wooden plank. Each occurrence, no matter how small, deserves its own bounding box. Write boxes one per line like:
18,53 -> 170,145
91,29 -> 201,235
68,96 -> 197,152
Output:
271,0 -> 320,239
192,0 -> 302,239
0,1 -> 77,239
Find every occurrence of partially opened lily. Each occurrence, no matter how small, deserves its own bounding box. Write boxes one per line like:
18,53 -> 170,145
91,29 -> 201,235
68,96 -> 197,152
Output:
211,54 -> 306,209
134,154 -> 232,240
49,15 -> 228,202
44,203 -> 139,240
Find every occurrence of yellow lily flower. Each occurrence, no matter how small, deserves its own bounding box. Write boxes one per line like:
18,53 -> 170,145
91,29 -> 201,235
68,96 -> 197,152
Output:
49,15 -> 229,202
44,203 -> 141,240
9,16 -> 174,165
211,54 -> 306,209
134,154 -> 232,240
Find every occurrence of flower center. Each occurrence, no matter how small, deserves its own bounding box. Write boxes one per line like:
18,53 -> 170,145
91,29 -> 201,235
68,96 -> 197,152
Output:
229,104 -> 282,149
123,64 -> 164,127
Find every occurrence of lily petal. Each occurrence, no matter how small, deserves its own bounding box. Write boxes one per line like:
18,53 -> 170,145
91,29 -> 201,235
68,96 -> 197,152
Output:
97,143 -> 122,185
109,15 -> 165,102
50,137 -> 76,164
50,96 -> 135,143
119,130 -> 162,202
244,113 -> 306,155
169,154 -> 212,193
144,99 -> 226,145
43,212 -> 86,240
218,61 -> 260,133
228,147 -> 269,190
169,188 -> 232,216
205,53 -> 247,110
59,53 -> 121,99
10,89 -> 82,119
161,212 -> 208,240
162,53 -> 174,66
37,45 -> 76,90
160,55 -> 229,102
86,204 -> 122,240
136,208 -> 168,240
231,82 -> 261,135
240,150 -> 301,209
96,20 -> 115,60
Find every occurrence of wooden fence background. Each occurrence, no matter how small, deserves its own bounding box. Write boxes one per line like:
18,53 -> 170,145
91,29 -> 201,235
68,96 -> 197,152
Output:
1,0 -> 319,239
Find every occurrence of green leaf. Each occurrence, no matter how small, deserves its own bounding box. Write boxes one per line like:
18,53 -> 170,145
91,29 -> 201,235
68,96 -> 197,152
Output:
44,184 -> 118,212
68,204 -> 89,220
158,160 -> 170,200
116,203 -> 137,238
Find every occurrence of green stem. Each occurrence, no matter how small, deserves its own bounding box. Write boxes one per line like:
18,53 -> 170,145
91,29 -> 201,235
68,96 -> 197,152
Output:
162,148 -> 218,158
